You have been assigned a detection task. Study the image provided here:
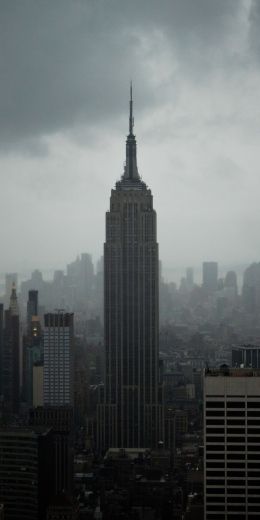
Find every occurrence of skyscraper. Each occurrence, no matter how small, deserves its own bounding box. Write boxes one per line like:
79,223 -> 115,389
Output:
27,289 -> 38,326
98,87 -> 164,450
30,312 -> 75,496
43,312 -> 74,407
202,261 -> 218,293
2,284 -> 20,414
23,290 -> 43,406
242,262 -> 260,313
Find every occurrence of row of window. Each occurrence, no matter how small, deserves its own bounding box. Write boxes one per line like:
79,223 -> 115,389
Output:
207,505 -> 260,512
206,401 -> 260,408
207,453 -> 260,459
206,436 -> 260,443
207,496 -> 260,503
207,419 -> 260,425
206,428 -> 260,434
207,487 -> 260,494
207,462 -> 260,468
206,410 -> 260,416
207,515 -> 257,520
207,471 -> 260,477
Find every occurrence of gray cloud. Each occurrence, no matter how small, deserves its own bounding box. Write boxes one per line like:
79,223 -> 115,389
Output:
0,0 -> 246,149
0,0 -> 260,277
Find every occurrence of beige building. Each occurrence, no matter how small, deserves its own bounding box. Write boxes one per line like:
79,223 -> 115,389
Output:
204,367 -> 260,519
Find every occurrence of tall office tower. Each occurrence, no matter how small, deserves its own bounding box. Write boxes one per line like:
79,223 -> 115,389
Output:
67,252 -> 94,305
30,313 -> 74,497
204,367 -> 260,520
2,285 -> 20,414
27,289 -> 38,327
202,261 -> 218,293
23,316 -> 43,405
186,267 -> 194,291
23,291 -> 42,405
98,87 -> 164,450
242,263 -> 260,313
0,427 -> 54,520
43,312 -> 74,406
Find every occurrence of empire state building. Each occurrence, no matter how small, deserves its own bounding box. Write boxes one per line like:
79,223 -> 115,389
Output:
98,87 -> 164,450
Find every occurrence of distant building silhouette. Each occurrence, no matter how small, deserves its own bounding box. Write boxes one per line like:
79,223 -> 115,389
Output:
186,267 -> 194,291
98,86 -> 164,450
202,261 -> 218,293
5,273 -> 17,301
242,262 -> 260,313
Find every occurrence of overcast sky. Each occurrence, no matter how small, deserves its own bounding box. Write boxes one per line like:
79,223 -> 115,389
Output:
0,0 -> 260,280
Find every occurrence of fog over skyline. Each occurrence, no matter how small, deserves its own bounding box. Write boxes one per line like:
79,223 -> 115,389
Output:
1,0 -> 260,277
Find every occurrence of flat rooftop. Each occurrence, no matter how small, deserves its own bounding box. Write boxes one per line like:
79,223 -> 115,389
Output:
205,367 -> 260,377
233,344 -> 260,350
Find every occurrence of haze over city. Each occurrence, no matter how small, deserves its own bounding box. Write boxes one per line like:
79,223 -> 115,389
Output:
3,3 -> 260,519
1,0 -> 260,276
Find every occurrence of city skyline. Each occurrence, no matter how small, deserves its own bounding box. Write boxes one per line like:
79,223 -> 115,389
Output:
1,1 -> 260,272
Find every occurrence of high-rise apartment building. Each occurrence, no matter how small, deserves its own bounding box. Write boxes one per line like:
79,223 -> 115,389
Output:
202,261 -> 218,293
204,367 -> 260,519
30,312 -> 74,498
98,87 -> 164,450
43,312 -> 74,406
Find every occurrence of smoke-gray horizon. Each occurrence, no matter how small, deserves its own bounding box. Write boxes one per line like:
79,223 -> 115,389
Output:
1,0 -> 260,278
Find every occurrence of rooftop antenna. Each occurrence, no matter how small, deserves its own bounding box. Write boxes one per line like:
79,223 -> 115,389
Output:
129,81 -> 134,135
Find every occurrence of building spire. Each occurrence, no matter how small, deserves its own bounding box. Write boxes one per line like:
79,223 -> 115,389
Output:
129,81 -> 134,135
123,82 -> 139,181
